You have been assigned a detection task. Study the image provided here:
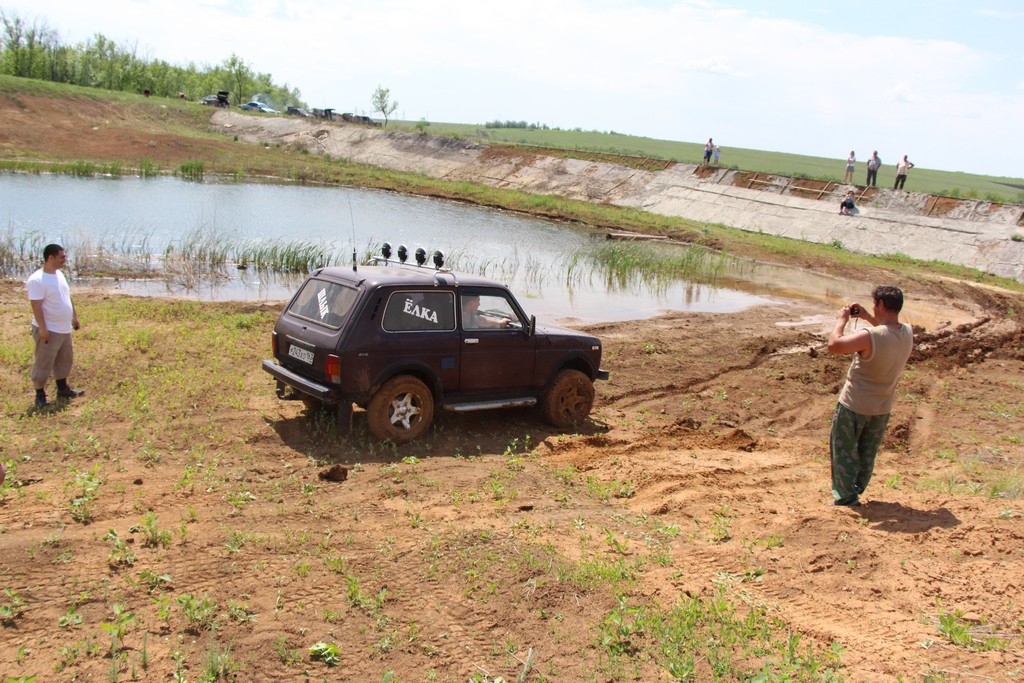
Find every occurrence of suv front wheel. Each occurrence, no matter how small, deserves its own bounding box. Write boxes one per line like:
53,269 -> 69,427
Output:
541,369 -> 595,428
367,376 -> 435,443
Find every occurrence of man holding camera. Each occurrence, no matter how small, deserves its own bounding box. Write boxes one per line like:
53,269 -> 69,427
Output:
826,286 -> 913,507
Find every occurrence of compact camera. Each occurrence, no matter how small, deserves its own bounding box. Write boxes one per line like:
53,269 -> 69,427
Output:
849,304 -> 861,317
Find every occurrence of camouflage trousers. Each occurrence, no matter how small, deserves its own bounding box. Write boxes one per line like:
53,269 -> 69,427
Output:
830,403 -> 890,504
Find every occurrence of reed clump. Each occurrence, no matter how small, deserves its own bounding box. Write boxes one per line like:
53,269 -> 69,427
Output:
0,230 -> 49,277
176,160 -> 205,181
233,240 -> 343,273
571,240 -> 733,294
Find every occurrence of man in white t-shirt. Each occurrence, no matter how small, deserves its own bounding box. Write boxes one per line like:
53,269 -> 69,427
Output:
27,244 -> 83,409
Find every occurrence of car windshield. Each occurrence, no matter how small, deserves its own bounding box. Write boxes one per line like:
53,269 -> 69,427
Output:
287,279 -> 358,328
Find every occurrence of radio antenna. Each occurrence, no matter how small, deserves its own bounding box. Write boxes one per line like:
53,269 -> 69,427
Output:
347,189 -> 358,271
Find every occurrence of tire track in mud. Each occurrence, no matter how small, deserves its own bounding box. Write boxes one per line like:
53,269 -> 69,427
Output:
605,341 -> 776,408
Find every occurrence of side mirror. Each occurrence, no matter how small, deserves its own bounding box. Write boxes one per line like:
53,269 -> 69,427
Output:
526,315 -> 536,338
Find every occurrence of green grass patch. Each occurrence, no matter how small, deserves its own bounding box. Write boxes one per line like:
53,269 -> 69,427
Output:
596,588 -> 847,680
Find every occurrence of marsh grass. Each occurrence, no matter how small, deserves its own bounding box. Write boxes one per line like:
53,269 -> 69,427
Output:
1,225 -> 354,282
0,229 -> 49,276
233,238 -> 344,273
0,159 -> 123,176
572,240 -> 733,293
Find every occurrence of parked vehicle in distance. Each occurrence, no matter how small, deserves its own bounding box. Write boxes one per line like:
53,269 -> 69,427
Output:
240,101 -> 278,114
341,113 -> 381,127
201,91 -> 231,107
262,245 -> 608,443
286,106 -> 310,117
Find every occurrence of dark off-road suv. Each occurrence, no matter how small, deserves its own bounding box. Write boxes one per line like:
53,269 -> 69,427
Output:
262,248 -> 608,443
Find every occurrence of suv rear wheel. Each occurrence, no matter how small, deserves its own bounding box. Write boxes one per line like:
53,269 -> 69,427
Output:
367,376 -> 434,443
541,369 -> 595,428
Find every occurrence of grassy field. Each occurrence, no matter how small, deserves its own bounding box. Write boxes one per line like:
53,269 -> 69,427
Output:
392,121 -> 1024,203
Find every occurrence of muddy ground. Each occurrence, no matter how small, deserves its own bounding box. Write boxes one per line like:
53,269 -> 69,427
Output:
1,92 -> 1023,681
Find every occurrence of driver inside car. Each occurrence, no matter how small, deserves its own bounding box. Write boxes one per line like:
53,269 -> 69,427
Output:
462,294 -> 512,329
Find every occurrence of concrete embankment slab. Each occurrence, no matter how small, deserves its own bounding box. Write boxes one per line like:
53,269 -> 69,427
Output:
214,112 -> 1024,282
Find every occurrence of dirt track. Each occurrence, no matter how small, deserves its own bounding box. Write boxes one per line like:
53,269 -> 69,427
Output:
1,93 -> 1023,681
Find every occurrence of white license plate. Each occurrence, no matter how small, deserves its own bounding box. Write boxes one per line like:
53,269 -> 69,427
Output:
288,345 -> 314,365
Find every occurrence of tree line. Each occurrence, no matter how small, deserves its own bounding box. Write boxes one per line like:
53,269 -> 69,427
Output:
0,9 -> 303,108
485,120 -> 551,130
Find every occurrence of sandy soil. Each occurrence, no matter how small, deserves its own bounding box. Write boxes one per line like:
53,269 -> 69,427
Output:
1,92 -> 1023,681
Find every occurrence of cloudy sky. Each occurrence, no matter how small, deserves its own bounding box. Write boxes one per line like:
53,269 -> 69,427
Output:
6,0 -> 1023,177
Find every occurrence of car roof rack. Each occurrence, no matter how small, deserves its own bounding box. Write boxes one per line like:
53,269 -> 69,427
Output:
367,243 -> 458,285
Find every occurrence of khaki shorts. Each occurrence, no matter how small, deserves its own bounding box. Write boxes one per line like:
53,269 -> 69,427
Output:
31,327 -> 74,388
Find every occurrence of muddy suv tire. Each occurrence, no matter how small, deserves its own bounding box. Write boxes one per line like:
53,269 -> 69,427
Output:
367,376 -> 435,443
541,369 -> 595,428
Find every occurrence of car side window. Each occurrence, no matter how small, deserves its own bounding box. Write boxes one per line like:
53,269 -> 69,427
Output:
461,292 -> 522,331
382,291 -> 455,332
288,279 -> 358,328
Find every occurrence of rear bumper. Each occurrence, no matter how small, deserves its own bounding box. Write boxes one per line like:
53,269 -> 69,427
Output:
262,360 -> 334,401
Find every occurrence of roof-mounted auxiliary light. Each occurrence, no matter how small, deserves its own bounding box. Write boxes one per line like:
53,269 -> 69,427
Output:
371,242 -> 449,272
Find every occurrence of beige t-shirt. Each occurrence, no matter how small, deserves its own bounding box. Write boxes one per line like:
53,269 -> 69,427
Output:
838,323 -> 914,416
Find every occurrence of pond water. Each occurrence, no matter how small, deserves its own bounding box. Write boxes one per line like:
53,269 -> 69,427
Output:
2,173 -> 861,324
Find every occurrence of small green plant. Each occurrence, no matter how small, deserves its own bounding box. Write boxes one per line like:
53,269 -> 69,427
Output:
226,600 -> 255,623
345,575 -> 367,608
936,608 -> 1006,651
130,511 -> 173,548
104,530 -> 137,568
604,528 -> 629,555
750,534 -> 784,549
274,636 -> 301,665
201,636 -> 239,681
1,588 -> 27,625
151,595 -> 173,626
138,570 -> 173,593
176,593 -> 218,633
324,555 -> 348,574
309,641 -> 340,666
171,648 -> 188,682
225,489 -> 257,509
59,605 -> 83,628
67,465 -> 103,523
709,506 -> 733,543
100,603 -> 137,654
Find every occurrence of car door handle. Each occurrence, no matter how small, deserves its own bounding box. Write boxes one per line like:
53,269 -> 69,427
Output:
464,338 -> 480,344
